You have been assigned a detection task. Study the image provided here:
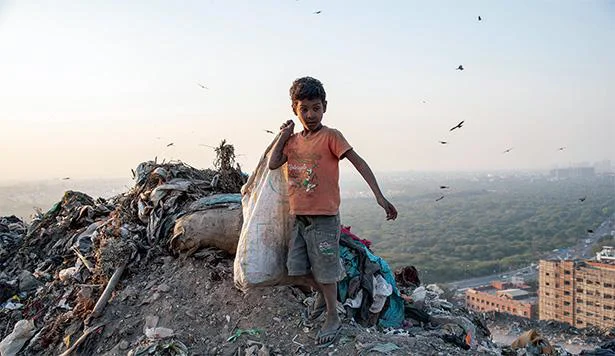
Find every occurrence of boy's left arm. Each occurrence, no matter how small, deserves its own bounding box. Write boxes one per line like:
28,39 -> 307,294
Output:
342,149 -> 398,220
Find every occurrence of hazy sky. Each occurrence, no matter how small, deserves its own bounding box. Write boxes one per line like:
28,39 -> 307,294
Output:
1,1 -> 613,182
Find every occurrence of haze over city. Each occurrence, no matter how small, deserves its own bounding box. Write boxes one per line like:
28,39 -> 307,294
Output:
1,1 -> 613,182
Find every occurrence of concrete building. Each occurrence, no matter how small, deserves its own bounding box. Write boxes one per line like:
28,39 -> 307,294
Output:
465,281 -> 537,318
597,246 -> 615,262
539,256 -> 615,328
550,167 -> 595,179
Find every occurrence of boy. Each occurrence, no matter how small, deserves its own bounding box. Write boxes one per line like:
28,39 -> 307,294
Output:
268,76 -> 397,346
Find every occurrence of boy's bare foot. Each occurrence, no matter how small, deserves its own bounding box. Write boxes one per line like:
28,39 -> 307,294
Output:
317,313 -> 341,346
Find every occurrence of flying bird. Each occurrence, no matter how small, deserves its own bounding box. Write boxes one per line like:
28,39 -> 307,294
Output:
456,65 -> 464,71
449,121 -> 464,131
166,143 -> 174,147
587,229 -> 594,234
62,177 -> 70,180
435,196 -> 445,202
557,147 -> 566,151
478,16 -> 482,21
440,186 -> 450,189
313,10 -> 322,14
197,83 -> 209,89
503,148 -> 513,154
439,141 -> 448,145
264,129 -> 274,134
579,196 -> 586,202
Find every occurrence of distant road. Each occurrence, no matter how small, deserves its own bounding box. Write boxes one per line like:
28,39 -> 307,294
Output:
446,265 -> 536,290
446,213 -> 615,291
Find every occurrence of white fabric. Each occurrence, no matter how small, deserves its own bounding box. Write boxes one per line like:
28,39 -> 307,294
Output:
343,289 -> 364,309
370,274 -> 393,313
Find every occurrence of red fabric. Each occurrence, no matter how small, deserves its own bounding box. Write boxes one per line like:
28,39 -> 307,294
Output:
341,225 -> 372,249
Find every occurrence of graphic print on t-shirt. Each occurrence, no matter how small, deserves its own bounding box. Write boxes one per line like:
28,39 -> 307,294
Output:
287,152 -> 321,194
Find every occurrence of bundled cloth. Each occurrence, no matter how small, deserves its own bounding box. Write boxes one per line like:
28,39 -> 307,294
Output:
337,229 -> 405,328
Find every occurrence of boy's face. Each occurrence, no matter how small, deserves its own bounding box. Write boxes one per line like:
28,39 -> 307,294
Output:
293,98 -> 327,132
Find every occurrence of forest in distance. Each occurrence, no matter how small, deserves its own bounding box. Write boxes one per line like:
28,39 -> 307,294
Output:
339,173 -> 615,283
2,172 -> 614,284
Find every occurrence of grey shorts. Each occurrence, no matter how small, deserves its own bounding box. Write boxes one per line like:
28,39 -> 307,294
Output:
287,214 -> 345,284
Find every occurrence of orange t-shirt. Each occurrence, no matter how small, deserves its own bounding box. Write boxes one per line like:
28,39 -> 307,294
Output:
283,126 -> 352,215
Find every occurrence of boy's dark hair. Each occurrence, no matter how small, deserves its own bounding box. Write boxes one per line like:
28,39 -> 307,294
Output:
289,76 -> 326,113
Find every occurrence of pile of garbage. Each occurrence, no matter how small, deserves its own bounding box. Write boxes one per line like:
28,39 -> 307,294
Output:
0,140 -> 610,355
0,140 -> 248,355
485,310 -> 611,354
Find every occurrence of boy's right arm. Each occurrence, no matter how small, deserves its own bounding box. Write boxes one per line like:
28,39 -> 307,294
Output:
268,120 -> 295,170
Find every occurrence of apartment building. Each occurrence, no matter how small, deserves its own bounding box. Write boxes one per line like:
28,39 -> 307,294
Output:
539,255 -> 615,328
465,281 -> 537,318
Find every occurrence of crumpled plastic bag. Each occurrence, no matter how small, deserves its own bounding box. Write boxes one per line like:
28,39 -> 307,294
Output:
0,319 -> 36,356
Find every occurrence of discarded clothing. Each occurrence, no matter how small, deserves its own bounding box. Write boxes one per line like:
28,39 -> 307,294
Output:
341,225 -> 372,249
394,265 -> 421,288
343,289 -> 364,309
188,193 -> 241,211
404,304 -> 430,324
370,274 -> 393,313
338,231 -> 404,328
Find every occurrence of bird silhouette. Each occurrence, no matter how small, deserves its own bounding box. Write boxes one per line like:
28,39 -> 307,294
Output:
264,129 -> 274,134
197,83 -> 209,89
439,141 -> 448,145
167,143 -> 174,147
588,229 -> 594,233
62,177 -> 70,180
313,10 -> 322,14
478,16 -> 482,21
503,148 -> 513,154
449,121 -> 464,131
557,147 -> 566,151
440,186 -> 450,189
579,196 -> 586,202
456,65 -> 464,71
435,196 -> 445,202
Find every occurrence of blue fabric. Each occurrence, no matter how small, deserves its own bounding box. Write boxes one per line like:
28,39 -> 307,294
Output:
192,193 -> 242,207
338,238 -> 405,328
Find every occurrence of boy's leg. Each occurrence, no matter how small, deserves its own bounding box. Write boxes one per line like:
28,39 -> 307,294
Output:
316,281 -> 341,344
304,214 -> 344,345
286,216 -> 325,314
287,216 -> 311,279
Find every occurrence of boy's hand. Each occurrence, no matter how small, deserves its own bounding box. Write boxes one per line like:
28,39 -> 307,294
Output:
279,120 -> 295,139
377,197 -> 397,220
